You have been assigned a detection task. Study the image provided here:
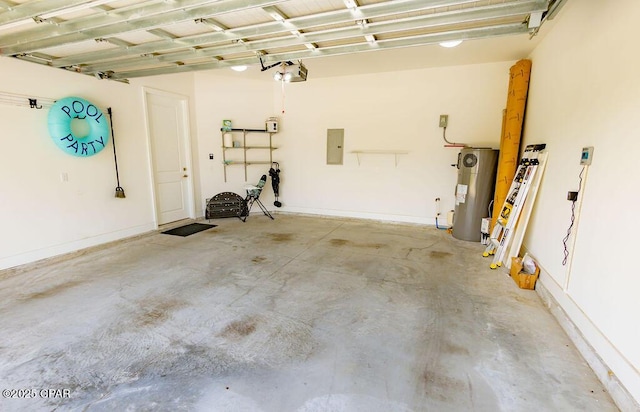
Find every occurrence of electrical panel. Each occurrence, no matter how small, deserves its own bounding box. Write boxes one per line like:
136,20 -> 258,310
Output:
326,129 -> 344,165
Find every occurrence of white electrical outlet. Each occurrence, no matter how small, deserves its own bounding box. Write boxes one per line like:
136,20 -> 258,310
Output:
580,146 -> 594,165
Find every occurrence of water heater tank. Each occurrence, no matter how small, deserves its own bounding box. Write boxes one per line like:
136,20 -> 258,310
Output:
452,148 -> 499,242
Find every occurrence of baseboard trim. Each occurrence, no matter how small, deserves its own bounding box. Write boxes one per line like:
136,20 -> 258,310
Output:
279,206 -> 435,226
0,223 -> 157,275
536,280 -> 639,411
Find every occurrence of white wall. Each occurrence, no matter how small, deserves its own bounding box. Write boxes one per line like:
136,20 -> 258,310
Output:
193,62 -> 512,223
193,71 -> 276,210
0,57 -> 511,269
0,57 -> 197,270
522,0 -> 640,407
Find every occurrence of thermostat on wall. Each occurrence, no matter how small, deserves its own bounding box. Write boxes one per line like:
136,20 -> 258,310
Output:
580,146 -> 594,165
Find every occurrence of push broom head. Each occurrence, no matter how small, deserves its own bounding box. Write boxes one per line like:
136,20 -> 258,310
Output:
115,186 -> 126,198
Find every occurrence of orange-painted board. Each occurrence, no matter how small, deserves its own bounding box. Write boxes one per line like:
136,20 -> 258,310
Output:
491,59 -> 532,231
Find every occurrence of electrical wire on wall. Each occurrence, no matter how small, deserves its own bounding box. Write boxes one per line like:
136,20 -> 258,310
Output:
442,126 -> 468,147
281,78 -> 286,114
562,166 -> 585,265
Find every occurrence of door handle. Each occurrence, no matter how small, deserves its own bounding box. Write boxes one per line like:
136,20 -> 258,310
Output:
183,174 -> 188,178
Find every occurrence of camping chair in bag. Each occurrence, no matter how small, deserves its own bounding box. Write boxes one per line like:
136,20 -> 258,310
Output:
242,174 -> 274,222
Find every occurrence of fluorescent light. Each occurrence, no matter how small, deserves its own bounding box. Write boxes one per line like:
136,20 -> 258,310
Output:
439,40 -> 463,48
231,65 -> 247,72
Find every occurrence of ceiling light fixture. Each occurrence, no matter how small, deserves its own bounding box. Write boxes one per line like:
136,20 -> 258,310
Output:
231,65 -> 247,72
273,61 -> 308,83
439,40 -> 463,48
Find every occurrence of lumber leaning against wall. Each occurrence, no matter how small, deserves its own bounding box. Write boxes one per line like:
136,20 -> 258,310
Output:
491,59 -> 532,231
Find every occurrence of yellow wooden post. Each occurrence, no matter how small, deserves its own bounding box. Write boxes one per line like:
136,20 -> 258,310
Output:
491,59 -> 532,231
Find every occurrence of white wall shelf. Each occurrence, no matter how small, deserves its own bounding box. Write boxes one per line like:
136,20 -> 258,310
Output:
221,128 -> 276,182
350,150 -> 409,167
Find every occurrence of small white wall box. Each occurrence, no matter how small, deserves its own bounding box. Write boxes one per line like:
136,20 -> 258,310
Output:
481,217 -> 490,234
580,146 -> 594,165
266,117 -> 278,132
481,217 -> 491,245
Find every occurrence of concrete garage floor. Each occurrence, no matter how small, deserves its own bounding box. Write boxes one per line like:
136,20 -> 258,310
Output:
0,214 -> 616,411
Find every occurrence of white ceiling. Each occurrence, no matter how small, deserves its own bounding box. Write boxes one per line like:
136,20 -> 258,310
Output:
0,0 -> 565,82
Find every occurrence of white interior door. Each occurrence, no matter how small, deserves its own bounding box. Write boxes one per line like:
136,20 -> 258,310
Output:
145,91 -> 193,225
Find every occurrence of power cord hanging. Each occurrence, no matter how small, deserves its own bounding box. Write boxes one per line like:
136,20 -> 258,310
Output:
562,166 -> 585,265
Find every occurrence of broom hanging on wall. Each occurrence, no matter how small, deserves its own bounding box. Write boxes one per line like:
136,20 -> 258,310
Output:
107,107 -> 125,198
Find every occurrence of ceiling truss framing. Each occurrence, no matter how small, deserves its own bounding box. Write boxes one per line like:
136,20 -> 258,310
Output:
0,0 -> 557,82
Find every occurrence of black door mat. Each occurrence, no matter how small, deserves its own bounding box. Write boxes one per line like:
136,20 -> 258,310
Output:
161,223 -> 217,237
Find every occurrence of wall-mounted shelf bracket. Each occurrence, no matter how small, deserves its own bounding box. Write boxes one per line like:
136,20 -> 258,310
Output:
221,128 -> 276,181
351,150 -> 409,167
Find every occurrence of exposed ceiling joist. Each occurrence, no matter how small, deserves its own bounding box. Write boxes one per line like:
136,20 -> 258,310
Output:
0,0 -> 554,82
0,0 -> 114,26
79,1 -> 546,74
0,0 -> 289,53
0,1 -> 16,10
49,0 -> 452,68
109,22 -> 529,80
